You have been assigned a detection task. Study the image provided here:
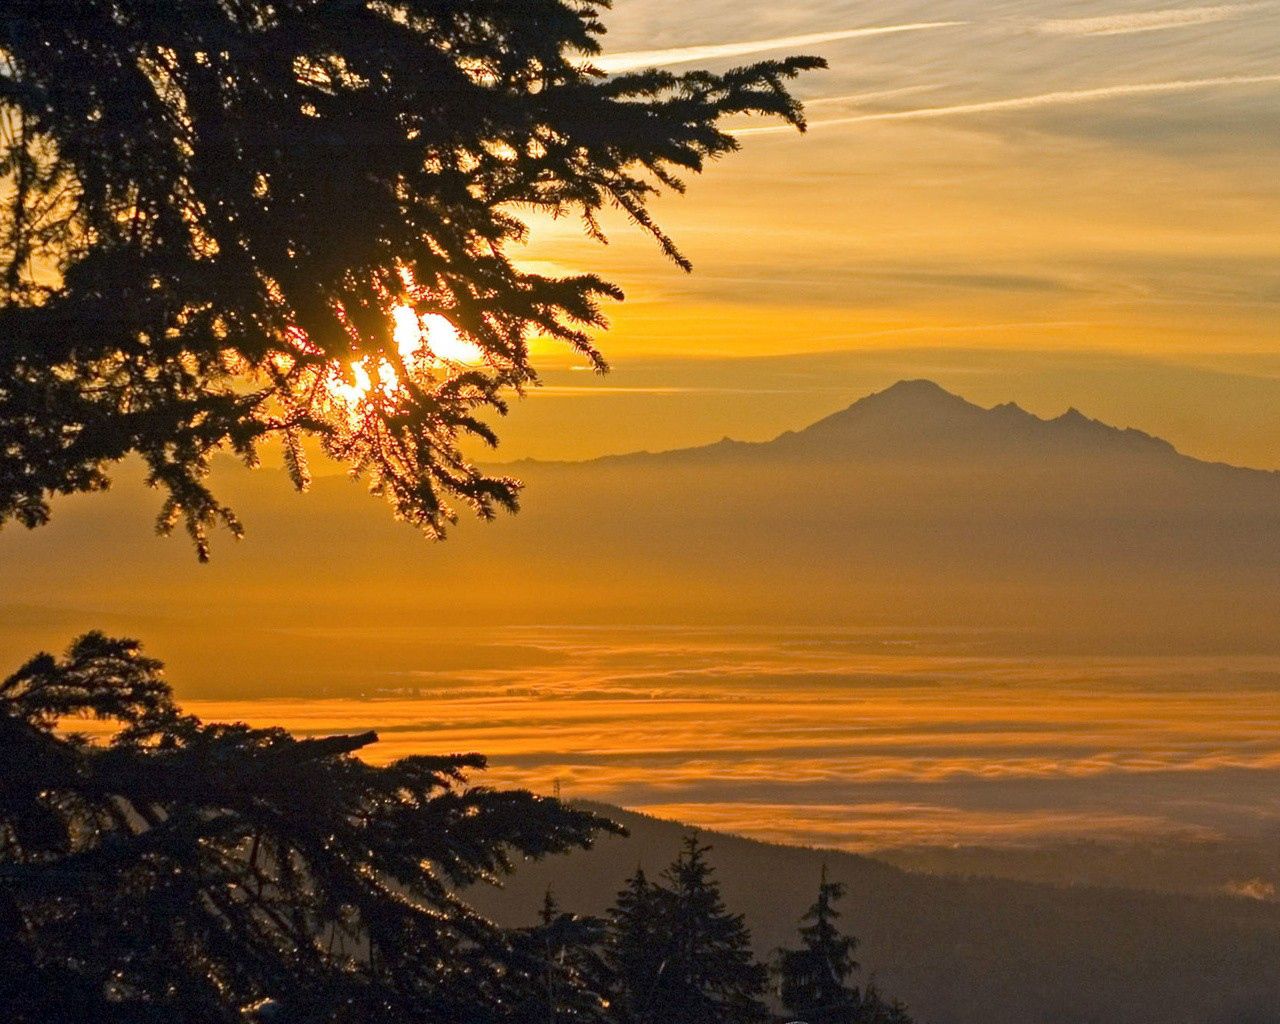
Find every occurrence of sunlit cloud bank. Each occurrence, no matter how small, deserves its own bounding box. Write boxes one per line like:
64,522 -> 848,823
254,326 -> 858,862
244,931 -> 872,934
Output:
147,628 -> 1280,851
629,801 -> 1219,851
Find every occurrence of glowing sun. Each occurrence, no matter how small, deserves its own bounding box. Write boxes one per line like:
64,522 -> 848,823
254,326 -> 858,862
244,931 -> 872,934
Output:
325,305 -> 484,410
394,307 -> 484,366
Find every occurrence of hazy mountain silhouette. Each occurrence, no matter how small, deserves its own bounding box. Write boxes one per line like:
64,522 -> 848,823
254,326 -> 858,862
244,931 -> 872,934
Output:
3,380 -> 1279,651
485,380 -> 1280,648
570,378 -> 1205,465
774,378 -> 1179,458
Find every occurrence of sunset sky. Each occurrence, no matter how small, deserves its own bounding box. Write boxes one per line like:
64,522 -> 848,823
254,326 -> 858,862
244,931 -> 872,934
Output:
6,0 -> 1280,859
494,0 -> 1280,465
9,9 -> 1280,1021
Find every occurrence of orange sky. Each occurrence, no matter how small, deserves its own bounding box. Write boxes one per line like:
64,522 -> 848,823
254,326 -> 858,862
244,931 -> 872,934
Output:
566,1 -> 1280,353
484,1 -> 1280,465
8,2 -> 1280,856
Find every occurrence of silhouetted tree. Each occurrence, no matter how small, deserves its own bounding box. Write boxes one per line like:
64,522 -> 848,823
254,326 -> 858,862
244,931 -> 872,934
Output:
0,632 -> 622,1022
857,983 -> 914,1024
603,867 -> 666,1023
774,869 -> 916,1024
0,4 -> 819,1021
509,889 -> 613,1023
774,865 -> 861,1023
0,0 -> 821,557
648,835 -> 769,1024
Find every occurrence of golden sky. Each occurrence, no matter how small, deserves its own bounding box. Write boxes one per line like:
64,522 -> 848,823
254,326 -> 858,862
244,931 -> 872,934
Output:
8,2 -> 1280,856
496,0 -> 1280,464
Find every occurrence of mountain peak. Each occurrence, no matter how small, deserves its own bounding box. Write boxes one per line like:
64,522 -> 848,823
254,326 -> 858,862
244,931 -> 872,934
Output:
878,377 -> 955,397
788,379 -> 985,444
765,379 -> 1181,461
860,378 -> 970,408
579,380 -> 1193,469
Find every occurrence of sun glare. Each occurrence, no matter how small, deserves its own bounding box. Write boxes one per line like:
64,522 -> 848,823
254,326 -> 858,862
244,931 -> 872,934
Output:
391,303 -> 486,367
419,312 -> 485,365
392,304 -> 484,366
391,305 -> 423,358
320,304 -> 485,412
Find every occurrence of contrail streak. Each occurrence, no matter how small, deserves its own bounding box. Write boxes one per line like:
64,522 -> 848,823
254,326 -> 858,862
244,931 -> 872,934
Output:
1038,3 -> 1265,36
732,73 -> 1280,135
591,22 -> 967,74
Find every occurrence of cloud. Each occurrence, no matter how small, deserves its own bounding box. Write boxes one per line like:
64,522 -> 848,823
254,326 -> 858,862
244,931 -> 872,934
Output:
629,801 -> 1217,851
35,617 -> 1280,849
530,386 -> 811,397
1223,878 -> 1279,900
800,85 -> 942,108
591,22 -> 966,73
732,73 -> 1280,135
1038,4 -> 1266,37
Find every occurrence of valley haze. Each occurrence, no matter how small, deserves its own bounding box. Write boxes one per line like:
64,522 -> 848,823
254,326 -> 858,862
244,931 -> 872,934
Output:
3,382 -> 1278,887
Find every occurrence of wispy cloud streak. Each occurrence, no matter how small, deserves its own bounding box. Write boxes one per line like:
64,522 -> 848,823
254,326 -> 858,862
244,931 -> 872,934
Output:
800,85 -> 942,108
733,73 -> 1280,135
592,22 -> 966,73
1039,4 -> 1266,37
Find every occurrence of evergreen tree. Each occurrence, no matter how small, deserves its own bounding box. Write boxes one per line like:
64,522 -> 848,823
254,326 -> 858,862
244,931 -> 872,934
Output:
0,0 -> 821,557
857,982 -> 914,1024
0,633 -> 621,1022
648,835 -> 769,1024
775,865 -> 862,1024
0,5 -> 819,1021
603,867 -> 665,1023
510,889 -> 613,1024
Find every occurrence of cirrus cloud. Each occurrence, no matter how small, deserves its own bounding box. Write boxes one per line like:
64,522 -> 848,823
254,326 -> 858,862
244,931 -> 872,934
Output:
590,21 -> 967,74
732,73 -> 1280,135
1039,3 -> 1268,37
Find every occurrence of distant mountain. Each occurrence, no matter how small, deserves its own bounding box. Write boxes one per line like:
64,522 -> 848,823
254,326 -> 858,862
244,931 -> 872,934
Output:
488,380 -> 1280,648
466,802 -> 1280,1024
3,380 -> 1279,652
772,378 -> 1180,458
570,378 -> 1221,466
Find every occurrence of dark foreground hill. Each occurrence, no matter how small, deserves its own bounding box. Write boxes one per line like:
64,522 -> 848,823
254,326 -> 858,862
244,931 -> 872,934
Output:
467,803 -> 1280,1024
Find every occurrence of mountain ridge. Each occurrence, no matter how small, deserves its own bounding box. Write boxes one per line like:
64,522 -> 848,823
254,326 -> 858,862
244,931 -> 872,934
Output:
5,377 -> 1280,650
772,377 -> 1181,458
506,378 -> 1266,473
